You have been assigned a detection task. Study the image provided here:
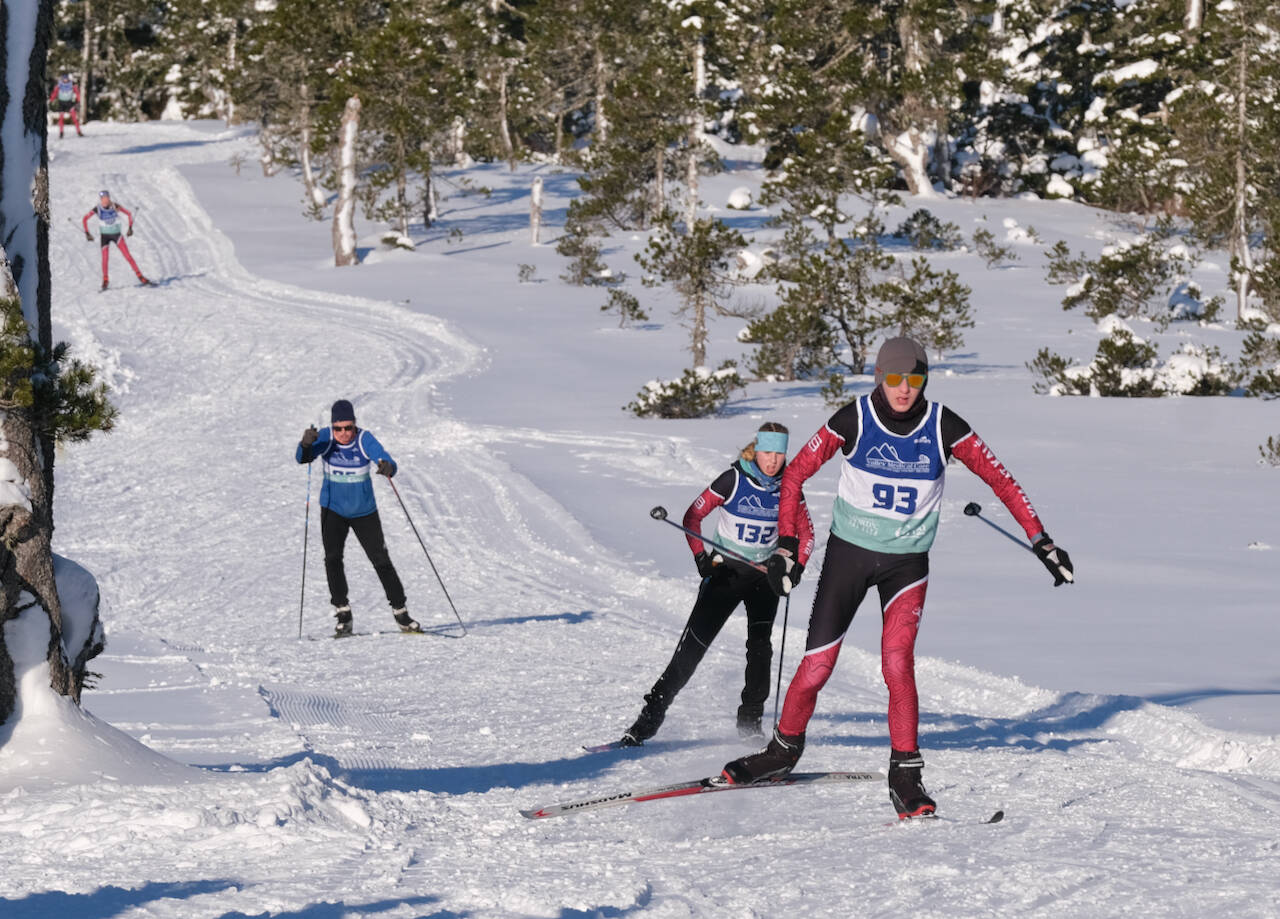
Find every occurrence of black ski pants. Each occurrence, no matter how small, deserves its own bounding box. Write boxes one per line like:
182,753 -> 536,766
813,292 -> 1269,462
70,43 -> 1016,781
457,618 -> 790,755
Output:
650,563 -> 780,715
320,507 -> 406,610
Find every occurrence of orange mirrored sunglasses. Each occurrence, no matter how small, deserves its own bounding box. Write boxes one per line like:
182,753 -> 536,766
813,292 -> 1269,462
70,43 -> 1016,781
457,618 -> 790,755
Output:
884,372 -> 927,388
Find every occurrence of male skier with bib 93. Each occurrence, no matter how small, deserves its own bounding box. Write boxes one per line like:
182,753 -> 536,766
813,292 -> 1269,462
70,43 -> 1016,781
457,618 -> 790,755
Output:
721,337 -> 1074,819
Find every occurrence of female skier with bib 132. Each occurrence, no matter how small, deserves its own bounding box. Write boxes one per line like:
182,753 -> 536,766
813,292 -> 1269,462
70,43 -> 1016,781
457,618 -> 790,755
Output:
619,422 -> 815,746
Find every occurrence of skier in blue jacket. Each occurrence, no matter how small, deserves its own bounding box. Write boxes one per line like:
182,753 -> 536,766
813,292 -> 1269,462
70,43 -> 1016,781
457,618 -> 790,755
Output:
296,399 -> 421,636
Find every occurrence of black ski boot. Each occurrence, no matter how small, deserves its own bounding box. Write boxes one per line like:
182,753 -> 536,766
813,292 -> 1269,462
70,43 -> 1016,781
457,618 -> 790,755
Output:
620,691 -> 668,746
721,727 -> 804,784
333,605 -> 354,638
888,749 -> 936,819
736,703 -> 764,740
393,608 -> 422,633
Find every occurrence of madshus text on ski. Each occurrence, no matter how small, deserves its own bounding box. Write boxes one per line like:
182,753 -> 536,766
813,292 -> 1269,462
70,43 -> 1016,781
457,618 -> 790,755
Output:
575,337 -> 1073,822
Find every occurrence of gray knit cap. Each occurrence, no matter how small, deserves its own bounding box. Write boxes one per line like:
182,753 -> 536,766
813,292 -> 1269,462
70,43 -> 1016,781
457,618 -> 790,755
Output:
874,337 -> 929,386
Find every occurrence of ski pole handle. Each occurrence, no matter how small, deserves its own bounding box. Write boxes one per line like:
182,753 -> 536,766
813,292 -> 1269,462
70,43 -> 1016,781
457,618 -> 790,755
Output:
649,505 -> 769,573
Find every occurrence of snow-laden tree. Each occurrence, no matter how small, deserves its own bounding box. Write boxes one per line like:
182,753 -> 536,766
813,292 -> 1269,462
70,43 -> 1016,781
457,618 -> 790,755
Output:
157,0 -> 260,121
334,4 -> 467,242
1168,0 -> 1280,318
2,0 -> 114,727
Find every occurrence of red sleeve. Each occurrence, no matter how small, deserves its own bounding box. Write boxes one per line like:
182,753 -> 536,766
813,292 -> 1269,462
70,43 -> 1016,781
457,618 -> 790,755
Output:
82,209 -> 93,232
950,432 -> 1046,541
792,491 -> 816,565
116,204 -> 134,226
779,424 -> 843,543
682,486 -> 725,556
50,87 -> 56,103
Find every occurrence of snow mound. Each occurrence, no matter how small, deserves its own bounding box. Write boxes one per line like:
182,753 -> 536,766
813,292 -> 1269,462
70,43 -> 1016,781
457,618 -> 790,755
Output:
0,606 -> 199,793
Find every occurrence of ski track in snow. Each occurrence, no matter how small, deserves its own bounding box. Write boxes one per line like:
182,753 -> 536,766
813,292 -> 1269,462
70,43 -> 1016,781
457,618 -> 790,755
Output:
0,122 -> 1275,918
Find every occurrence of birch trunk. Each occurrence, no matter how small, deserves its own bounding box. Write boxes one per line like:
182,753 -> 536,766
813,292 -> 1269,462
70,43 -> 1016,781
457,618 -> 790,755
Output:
530,176 -> 543,244
332,96 -> 361,267
79,0 -> 92,124
685,37 -> 706,230
497,62 -> 516,170
298,83 -> 326,214
1231,45 -> 1251,318
593,39 -> 609,144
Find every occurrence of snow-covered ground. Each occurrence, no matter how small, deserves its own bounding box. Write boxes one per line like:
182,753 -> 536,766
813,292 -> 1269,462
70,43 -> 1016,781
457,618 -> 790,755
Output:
1,120 -> 1277,917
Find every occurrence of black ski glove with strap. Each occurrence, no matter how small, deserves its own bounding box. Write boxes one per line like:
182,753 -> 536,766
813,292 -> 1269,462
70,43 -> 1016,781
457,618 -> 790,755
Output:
376,459 -> 395,477
765,536 -> 804,597
695,550 -> 724,578
1032,535 -> 1074,586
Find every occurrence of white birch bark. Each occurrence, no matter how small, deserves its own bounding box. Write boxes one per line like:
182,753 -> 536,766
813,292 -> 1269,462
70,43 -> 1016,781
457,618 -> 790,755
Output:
1185,0 -> 1204,31
530,176 -> 543,245
593,39 -> 609,144
332,96 -> 361,267
685,37 -> 706,229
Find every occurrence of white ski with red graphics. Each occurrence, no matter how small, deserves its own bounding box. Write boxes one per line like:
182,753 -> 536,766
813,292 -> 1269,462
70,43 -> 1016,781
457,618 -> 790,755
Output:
520,770 -> 883,819
581,739 -> 635,754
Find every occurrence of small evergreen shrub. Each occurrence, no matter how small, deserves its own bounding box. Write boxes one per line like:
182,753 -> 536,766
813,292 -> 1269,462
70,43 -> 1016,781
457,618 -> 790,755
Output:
1044,221 -> 1197,323
602,289 -> 648,327
893,209 -> 963,251
625,362 -> 741,418
1028,324 -> 1233,397
1260,435 -> 1280,466
972,227 -> 1019,267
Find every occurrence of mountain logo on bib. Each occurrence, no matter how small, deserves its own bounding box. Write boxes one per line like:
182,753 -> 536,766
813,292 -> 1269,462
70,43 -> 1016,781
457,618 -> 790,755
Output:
734,493 -> 776,518
865,443 -> 932,475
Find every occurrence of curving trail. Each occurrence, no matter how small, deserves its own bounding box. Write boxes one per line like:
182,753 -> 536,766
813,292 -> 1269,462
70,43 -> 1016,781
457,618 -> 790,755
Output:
0,122 -> 1272,918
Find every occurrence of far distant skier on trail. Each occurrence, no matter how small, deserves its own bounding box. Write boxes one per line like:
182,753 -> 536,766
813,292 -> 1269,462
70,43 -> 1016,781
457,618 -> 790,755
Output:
618,423 -> 815,747
83,190 -> 150,290
49,72 -> 83,138
296,399 -> 422,637
720,337 -> 1074,820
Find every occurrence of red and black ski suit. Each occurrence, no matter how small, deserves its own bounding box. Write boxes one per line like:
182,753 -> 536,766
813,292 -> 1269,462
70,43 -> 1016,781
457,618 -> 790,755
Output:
50,78 -> 83,136
774,387 -> 1047,752
83,202 -> 146,286
646,460 -> 816,719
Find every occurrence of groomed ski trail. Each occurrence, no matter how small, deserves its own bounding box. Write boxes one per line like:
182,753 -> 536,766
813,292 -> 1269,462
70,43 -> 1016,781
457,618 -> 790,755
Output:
5,122 -> 1274,919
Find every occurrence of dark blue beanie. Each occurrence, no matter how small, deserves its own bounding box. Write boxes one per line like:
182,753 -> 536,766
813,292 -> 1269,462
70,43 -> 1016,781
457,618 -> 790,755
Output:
331,399 -> 356,423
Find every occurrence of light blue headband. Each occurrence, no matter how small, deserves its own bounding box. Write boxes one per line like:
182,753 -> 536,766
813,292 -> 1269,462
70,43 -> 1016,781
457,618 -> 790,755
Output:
755,431 -> 788,455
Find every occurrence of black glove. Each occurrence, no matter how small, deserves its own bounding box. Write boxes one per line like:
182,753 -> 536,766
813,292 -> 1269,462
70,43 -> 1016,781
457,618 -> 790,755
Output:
376,459 -> 394,477
695,550 -> 724,578
300,426 -> 319,448
1032,535 -> 1074,586
127,225 -> 133,237
765,537 -> 804,597
85,231 -> 93,242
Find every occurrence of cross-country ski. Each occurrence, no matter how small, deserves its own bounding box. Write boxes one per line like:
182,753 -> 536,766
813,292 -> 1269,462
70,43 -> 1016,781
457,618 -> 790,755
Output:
521,771 -> 883,819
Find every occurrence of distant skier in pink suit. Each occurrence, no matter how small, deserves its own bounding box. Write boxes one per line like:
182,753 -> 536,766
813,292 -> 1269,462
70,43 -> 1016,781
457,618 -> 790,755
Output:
83,190 -> 149,290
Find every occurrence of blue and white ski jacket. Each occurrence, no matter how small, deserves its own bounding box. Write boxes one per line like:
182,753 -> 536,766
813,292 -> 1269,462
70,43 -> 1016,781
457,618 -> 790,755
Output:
296,427 -> 397,519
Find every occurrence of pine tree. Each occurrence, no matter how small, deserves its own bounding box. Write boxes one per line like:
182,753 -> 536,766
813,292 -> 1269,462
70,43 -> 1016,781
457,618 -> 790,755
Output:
637,217 -> 748,368
1168,0 -> 1280,318
3,0 -> 113,725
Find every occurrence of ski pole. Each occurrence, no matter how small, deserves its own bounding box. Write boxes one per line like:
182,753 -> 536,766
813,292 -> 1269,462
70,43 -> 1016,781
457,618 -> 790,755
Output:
299,461 -> 313,639
773,593 -> 790,729
648,506 -> 768,573
962,502 -> 1033,553
388,477 -> 467,636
